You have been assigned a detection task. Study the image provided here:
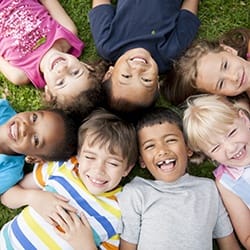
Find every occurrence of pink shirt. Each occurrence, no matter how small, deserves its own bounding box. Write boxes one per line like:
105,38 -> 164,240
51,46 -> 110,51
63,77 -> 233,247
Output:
0,0 -> 84,88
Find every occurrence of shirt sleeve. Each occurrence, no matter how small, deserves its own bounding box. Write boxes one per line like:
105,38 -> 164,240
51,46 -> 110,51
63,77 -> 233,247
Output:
88,4 -> 115,58
118,183 -> 142,244
0,155 -> 24,194
33,161 -> 59,188
99,234 -> 119,250
162,9 -> 200,60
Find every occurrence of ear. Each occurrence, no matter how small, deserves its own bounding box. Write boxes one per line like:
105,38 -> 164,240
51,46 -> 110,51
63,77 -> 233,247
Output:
220,44 -> 238,56
44,85 -> 55,102
187,147 -> 193,158
122,164 -> 135,177
81,62 -> 95,72
238,109 -> 250,126
102,66 -> 114,82
25,155 -> 45,164
139,156 -> 147,169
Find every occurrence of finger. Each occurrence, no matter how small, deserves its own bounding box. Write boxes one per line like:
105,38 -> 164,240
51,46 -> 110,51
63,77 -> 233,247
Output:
79,212 -> 91,229
60,202 -> 77,213
54,193 -> 70,202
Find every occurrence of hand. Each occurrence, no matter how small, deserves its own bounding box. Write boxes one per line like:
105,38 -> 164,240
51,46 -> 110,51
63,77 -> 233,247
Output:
29,190 -> 77,225
55,206 -> 97,250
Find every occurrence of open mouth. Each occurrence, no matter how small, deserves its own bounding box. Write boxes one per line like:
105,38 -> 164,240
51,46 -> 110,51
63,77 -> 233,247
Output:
87,175 -> 108,186
51,57 -> 65,70
156,159 -> 176,172
130,57 -> 148,64
9,122 -> 18,141
231,146 -> 246,160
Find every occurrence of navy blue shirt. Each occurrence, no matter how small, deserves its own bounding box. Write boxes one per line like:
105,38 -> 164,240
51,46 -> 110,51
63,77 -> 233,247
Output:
89,0 -> 200,73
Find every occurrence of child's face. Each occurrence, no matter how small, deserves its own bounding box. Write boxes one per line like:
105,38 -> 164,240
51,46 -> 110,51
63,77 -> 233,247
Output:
42,51 -> 94,103
3,111 -> 65,157
77,137 -> 132,195
106,48 -> 159,106
138,122 -> 191,182
203,110 -> 250,167
196,50 -> 250,96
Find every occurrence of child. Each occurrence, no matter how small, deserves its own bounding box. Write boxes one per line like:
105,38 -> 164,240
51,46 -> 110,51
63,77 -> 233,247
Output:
118,107 -> 240,250
89,0 -> 200,114
0,108 -> 138,250
0,98 -> 78,195
183,94 -> 250,249
0,0 -> 106,118
161,27 -> 250,105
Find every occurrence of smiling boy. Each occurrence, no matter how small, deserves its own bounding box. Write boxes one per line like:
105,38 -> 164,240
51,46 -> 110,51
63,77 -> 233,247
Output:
118,107 -> 240,250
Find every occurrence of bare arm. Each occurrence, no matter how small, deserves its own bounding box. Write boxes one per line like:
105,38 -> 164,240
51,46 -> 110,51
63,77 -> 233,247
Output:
119,239 -> 137,250
92,0 -> 111,8
0,56 -> 29,85
216,232 -> 241,250
181,0 -> 200,15
40,0 -> 77,35
216,181 -> 250,249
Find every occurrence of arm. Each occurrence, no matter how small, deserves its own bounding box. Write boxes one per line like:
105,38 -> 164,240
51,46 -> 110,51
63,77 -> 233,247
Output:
216,232 -> 241,250
216,181 -> 250,249
1,173 -> 77,225
92,0 -> 111,8
55,206 -> 97,250
119,239 -> 137,250
40,0 -> 77,35
181,0 -> 200,15
0,56 -> 29,85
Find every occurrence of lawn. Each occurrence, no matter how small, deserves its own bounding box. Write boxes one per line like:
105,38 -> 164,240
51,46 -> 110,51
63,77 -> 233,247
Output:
0,0 -> 249,248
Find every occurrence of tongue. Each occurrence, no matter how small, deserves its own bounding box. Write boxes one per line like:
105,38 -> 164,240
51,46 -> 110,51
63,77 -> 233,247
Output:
160,162 -> 174,171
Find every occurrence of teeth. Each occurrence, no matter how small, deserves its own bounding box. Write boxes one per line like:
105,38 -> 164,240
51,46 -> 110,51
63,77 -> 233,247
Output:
157,159 -> 175,166
131,57 -> 146,63
90,178 -> 106,185
10,123 -> 17,140
233,149 -> 243,159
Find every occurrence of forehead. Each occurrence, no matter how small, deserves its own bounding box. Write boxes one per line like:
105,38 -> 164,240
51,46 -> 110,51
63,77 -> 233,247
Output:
138,122 -> 183,142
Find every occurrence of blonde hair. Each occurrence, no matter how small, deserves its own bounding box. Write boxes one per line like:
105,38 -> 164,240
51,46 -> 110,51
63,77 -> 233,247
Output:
183,94 -> 239,153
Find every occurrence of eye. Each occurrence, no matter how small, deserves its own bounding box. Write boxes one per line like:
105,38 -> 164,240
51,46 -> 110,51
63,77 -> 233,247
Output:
211,145 -> 219,153
165,138 -> 177,144
84,154 -> 95,160
141,77 -> 152,83
71,69 -> 79,76
56,79 -> 64,86
218,80 -> 224,90
228,128 -> 237,137
33,135 -> 39,147
223,61 -> 228,70
107,161 -> 119,167
144,144 -> 154,150
121,74 -> 130,78
32,113 -> 38,123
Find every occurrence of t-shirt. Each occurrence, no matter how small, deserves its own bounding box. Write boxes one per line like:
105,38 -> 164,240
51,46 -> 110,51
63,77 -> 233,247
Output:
89,0 -> 200,73
0,99 -> 25,195
118,174 -> 233,250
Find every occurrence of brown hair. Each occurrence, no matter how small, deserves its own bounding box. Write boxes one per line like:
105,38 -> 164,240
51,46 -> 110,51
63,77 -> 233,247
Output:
78,108 -> 138,167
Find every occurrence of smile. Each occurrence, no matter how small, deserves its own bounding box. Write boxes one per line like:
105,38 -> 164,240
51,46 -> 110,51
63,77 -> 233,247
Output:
130,57 -> 147,64
156,158 -> 176,172
9,122 -> 18,141
51,57 -> 65,70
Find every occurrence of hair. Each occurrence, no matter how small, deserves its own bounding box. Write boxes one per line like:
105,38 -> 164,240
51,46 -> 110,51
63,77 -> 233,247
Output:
161,40 -> 224,106
182,94 -> 240,153
136,106 -> 185,141
219,27 -> 250,60
36,109 -> 78,161
43,60 -> 109,122
102,78 -> 159,122
78,108 -> 138,167
161,28 -> 250,105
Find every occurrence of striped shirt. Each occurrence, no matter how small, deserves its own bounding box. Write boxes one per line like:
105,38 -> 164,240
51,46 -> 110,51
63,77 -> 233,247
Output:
214,164 -> 250,208
0,157 -> 122,249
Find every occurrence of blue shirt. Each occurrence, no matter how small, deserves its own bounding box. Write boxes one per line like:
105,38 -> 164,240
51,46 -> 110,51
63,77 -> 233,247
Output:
0,99 -> 25,194
89,0 -> 200,73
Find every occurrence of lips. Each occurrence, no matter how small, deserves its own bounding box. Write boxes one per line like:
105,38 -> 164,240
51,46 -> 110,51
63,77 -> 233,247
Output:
231,146 -> 246,160
156,158 -> 176,172
9,122 -> 18,141
51,57 -> 65,70
130,57 -> 148,64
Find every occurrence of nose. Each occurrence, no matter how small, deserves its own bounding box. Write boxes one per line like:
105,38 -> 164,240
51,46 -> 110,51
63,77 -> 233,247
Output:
224,142 -> 237,156
55,62 -> 68,74
20,120 -> 32,137
93,161 -> 106,175
128,60 -> 146,72
223,72 -> 238,82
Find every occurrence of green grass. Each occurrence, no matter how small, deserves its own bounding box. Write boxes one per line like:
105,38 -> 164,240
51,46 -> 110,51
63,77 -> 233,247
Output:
0,0 -> 249,247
